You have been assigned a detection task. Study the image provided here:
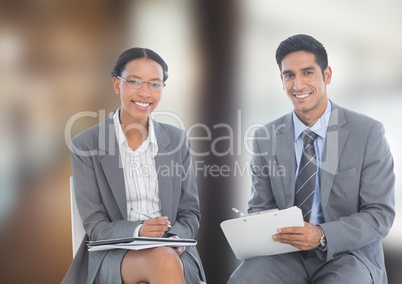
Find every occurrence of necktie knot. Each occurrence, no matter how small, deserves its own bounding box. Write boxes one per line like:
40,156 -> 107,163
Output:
302,129 -> 318,146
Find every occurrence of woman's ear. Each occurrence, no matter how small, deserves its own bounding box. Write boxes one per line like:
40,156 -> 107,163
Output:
112,77 -> 120,95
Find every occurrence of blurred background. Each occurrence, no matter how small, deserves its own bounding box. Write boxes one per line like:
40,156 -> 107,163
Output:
0,0 -> 400,283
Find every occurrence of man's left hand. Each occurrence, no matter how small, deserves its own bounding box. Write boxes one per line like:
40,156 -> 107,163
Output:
272,222 -> 322,250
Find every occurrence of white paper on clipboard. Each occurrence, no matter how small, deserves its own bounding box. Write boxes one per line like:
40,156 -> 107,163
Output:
220,206 -> 304,260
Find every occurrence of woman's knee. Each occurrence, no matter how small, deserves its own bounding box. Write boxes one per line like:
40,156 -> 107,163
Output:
121,247 -> 184,283
150,247 -> 183,271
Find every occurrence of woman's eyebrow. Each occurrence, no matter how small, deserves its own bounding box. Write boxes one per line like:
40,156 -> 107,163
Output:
125,74 -> 162,81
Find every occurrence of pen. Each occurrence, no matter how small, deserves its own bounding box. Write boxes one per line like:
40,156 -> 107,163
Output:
232,207 -> 245,216
134,210 -> 172,227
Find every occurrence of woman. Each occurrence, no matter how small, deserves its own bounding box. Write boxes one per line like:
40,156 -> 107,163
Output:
62,48 -> 206,283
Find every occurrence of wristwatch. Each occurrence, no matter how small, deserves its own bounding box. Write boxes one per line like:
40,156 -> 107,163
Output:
318,225 -> 327,249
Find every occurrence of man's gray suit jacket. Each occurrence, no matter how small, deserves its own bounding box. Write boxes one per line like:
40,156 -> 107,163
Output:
249,102 -> 395,283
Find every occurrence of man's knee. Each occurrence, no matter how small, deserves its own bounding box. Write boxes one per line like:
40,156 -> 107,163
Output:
228,264 -> 249,284
228,273 -> 247,284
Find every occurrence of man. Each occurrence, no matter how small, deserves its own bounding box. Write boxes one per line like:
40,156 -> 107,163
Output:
228,34 -> 395,283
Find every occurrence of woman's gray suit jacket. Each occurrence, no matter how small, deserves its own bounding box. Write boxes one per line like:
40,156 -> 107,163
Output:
62,114 -> 206,283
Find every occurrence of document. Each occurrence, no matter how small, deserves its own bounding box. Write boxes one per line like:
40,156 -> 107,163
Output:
87,237 -> 197,252
220,206 -> 304,259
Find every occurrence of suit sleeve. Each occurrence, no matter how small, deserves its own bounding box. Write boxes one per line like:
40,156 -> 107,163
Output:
320,121 -> 395,261
70,136 -> 141,241
166,134 -> 201,239
248,126 -> 278,213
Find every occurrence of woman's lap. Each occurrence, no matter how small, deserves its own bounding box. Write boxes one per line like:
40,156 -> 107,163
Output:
96,248 -> 200,283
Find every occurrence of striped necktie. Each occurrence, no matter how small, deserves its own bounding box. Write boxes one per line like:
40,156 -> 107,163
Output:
295,129 -> 318,222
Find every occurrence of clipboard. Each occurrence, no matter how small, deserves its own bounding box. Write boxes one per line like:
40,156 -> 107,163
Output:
220,206 -> 304,260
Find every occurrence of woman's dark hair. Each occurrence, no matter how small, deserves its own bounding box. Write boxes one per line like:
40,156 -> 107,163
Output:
275,34 -> 328,76
111,47 -> 168,82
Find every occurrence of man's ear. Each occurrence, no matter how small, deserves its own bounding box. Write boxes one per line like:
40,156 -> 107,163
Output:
324,66 -> 332,84
280,73 -> 285,90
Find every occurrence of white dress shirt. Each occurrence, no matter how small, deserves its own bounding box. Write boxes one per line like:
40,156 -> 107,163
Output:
113,110 -> 161,236
293,100 -> 332,225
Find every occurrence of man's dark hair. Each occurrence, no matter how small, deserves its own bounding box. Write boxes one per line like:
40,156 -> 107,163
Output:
111,47 -> 168,82
275,34 -> 328,75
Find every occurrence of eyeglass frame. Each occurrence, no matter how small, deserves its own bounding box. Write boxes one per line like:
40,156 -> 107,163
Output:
115,75 -> 166,90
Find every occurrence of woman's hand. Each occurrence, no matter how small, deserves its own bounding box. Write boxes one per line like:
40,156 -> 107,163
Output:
140,216 -> 171,237
169,235 -> 185,256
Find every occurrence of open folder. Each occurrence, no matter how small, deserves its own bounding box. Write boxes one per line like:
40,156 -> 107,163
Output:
220,206 -> 304,260
87,237 -> 197,252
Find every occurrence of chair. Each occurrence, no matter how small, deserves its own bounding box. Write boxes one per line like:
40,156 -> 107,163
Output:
70,176 -> 86,257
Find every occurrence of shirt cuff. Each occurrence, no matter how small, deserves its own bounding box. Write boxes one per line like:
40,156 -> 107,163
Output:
133,224 -> 143,237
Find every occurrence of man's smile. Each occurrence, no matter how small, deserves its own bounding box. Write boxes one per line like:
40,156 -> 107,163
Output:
293,92 -> 312,99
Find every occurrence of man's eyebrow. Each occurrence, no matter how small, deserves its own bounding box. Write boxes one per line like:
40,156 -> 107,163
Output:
301,66 -> 316,72
281,66 -> 316,75
281,69 -> 293,75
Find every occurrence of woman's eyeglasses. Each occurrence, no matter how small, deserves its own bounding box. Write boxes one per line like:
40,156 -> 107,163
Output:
116,75 -> 165,91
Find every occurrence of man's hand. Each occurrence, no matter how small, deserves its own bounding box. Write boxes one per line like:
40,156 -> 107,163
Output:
272,222 -> 322,250
140,216 -> 171,237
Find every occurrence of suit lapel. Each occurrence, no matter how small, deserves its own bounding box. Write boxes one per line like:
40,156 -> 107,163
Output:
153,121 -> 174,220
320,104 -> 348,209
272,104 -> 349,213
274,113 -> 296,208
99,116 -> 127,219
